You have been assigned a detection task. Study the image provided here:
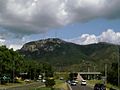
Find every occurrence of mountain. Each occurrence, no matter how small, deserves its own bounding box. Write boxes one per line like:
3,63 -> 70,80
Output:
19,38 -> 120,71
19,38 -> 86,64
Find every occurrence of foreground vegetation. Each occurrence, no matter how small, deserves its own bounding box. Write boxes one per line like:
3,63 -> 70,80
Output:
0,45 -> 53,84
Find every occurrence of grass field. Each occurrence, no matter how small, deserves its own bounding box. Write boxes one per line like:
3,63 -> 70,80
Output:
32,79 -> 68,90
0,81 -> 27,89
54,80 -> 68,90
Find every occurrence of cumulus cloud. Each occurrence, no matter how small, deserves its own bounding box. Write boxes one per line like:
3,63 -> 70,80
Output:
68,34 -> 98,45
69,29 -> 120,45
0,0 -> 67,36
0,39 -> 5,45
0,0 -> 120,38
98,29 -> 120,44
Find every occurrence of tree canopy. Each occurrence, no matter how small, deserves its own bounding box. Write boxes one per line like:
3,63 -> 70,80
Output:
0,45 -> 53,84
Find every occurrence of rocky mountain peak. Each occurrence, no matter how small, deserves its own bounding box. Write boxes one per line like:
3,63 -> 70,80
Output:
20,38 -> 66,52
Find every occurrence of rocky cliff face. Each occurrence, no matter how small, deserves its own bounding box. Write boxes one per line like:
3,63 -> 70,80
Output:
21,38 -> 65,52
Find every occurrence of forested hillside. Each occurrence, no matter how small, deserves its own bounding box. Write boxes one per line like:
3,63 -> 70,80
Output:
19,38 -> 119,71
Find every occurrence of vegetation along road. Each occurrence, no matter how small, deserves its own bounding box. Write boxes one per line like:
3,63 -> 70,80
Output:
71,84 -> 92,90
0,82 -> 44,90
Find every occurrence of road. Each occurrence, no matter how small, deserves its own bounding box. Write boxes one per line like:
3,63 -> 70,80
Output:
71,84 -> 93,90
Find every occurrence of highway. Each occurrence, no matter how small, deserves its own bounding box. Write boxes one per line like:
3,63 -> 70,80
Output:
71,84 -> 93,90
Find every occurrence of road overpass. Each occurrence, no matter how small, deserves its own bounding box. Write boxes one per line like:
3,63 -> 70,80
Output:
77,72 -> 102,80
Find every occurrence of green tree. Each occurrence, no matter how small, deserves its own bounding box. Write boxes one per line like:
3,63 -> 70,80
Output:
45,78 -> 55,88
107,63 -> 120,85
0,45 -> 54,84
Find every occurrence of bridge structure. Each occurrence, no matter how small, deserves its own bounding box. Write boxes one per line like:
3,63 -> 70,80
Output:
77,72 -> 102,80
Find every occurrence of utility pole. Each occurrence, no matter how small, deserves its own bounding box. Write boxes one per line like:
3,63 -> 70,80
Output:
88,66 -> 90,80
105,63 -> 107,85
13,57 -> 15,83
86,63 -> 90,80
0,59 -> 2,84
94,65 -> 96,80
117,46 -> 120,87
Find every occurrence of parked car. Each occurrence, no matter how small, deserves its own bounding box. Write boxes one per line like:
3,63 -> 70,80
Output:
81,80 -> 86,86
94,83 -> 106,90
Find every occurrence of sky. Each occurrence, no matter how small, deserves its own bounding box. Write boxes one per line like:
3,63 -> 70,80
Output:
0,0 -> 120,50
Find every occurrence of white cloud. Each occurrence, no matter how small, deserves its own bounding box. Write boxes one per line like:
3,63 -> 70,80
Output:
68,29 -> 120,45
0,39 -> 5,46
8,44 -> 23,51
0,0 -> 120,38
98,29 -> 120,44
0,0 -> 67,36
69,34 -> 98,45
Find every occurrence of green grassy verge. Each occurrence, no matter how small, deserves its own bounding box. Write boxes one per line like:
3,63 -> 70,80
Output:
106,83 -> 120,90
54,80 -> 68,90
0,80 -> 39,89
0,81 -> 27,88
31,87 -> 52,90
32,80 -> 68,90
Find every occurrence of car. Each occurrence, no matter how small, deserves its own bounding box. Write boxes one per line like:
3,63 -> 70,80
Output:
74,80 -> 79,84
24,79 -> 31,83
70,80 -> 77,86
94,83 -> 106,90
81,80 -> 86,86
66,80 -> 71,84
60,77 -> 64,80
42,79 -> 46,83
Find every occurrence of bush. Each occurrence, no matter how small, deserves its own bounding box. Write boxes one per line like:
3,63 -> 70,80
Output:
45,78 -> 55,87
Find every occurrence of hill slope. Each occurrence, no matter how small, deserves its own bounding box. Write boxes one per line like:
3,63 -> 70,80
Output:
19,38 -> 120,71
